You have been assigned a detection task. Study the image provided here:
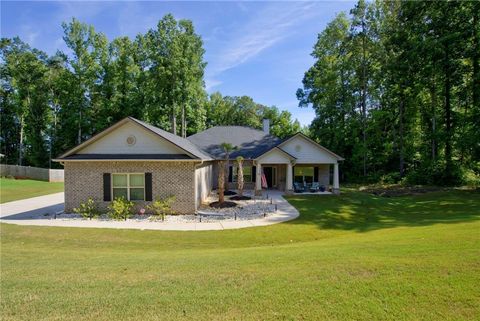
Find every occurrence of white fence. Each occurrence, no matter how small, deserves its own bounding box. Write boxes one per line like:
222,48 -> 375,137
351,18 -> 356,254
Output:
0,164 -> 64,182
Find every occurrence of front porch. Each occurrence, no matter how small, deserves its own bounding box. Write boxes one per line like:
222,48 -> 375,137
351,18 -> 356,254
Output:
254,162 -> 340,195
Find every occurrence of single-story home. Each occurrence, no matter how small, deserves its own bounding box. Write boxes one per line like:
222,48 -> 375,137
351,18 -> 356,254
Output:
54,117 -> 343,214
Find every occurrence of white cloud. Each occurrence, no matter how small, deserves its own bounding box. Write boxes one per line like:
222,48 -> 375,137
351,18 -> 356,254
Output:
205,78 -> 223,91
19,24 -> 39,47
116,2 -> 157,38
55,2 -> 113,22
205,2 -> 319,90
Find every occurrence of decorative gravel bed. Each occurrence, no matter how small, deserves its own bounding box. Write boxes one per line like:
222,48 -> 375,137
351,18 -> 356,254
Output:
197,190 -> 278,221
54,190 -> 279,223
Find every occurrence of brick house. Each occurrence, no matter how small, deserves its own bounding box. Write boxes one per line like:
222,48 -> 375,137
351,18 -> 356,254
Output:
54,117 -> 343,214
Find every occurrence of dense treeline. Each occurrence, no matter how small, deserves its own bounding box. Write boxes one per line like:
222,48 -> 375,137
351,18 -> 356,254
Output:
0,14 -> 300,168
298,0 -> 479,185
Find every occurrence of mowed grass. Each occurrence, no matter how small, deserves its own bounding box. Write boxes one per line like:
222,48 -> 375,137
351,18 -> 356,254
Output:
0,178 -> 64,203
1,189 -> 479,320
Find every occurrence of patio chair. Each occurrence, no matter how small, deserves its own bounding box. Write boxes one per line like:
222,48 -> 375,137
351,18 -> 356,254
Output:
310,182 -> 320,192
294,182 -> 305,193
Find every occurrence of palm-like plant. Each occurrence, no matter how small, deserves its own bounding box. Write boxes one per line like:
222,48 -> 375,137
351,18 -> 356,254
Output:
220,142 -> 237,193
236,156 -> 244,197
217,160 -> 225,203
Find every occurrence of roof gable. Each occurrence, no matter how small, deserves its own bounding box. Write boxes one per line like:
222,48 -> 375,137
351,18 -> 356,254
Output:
56,117 -> 212,161
255,147 -> 296,163
279,133 -> 344,163
77,121 -> 186,155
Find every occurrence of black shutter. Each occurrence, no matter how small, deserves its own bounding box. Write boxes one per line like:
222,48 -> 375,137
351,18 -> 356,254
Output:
103,173 -> 111,201
145,173 -> 152,201
292,166 -> 295,183
228,166 -> 233,183
252,166 -> 256,182
314,167 -> 319,182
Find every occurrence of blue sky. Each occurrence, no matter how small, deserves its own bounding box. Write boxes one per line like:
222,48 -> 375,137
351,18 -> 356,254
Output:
1,1 -> 354,126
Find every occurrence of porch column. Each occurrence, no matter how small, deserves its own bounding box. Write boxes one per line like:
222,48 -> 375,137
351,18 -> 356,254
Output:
333,163 -> 340,194
286,163 -> 293,193
255,163 -> 262,195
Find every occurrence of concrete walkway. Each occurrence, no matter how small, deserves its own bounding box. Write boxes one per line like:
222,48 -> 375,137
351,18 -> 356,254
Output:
0,191 -> 299,231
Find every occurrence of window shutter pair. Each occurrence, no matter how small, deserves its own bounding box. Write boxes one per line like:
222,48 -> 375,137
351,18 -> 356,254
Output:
103,173 -> 152,201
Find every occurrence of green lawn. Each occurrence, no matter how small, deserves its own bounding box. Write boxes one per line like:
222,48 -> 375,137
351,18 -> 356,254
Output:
0,178 -> 64,203
1,189 -> 479,320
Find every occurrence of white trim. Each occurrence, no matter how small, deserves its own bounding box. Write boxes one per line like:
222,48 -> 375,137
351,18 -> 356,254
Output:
111,173 -> 146,201
53,159 -> 202,162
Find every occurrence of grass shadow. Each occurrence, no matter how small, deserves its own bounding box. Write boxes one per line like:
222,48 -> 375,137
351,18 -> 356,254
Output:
284,189 -> 480,232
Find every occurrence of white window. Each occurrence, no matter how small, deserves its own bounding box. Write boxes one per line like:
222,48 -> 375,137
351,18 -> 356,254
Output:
112,173 -> 145,201
232,165 -> 253,183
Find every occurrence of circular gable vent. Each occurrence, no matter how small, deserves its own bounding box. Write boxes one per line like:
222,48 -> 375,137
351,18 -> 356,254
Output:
126,135 -> 136,146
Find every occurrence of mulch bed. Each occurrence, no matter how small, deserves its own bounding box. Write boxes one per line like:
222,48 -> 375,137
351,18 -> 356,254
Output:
224,190 -> 237,196
229,195 -> 252,201
209,201 -> 237,208
362,185 -> 445,197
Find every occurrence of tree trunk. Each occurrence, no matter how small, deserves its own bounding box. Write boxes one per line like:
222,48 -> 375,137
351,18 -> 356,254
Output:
78,109 -> 82,145
444,42 -> 452,172
218,160 -> 225,203
430,77 -> 437,162
171,106 -> 177,135
473,4 -> 480,112
237,159 -> 244,197
361,18 -> 367,178
224,153 -> 229,192
181,105 -> 186,138
19,114 -> 25,166
399,94 -> 405,177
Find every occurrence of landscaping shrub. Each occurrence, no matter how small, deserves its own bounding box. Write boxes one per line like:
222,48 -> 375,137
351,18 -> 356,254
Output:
147,196 -> 175,221
73,198 -> 99,220
379,172 -> 401,184
108,197 -> 134,221
462,167 -> 480,187
405,162 -> 463,186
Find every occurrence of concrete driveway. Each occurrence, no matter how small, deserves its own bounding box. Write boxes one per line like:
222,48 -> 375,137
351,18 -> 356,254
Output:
0,192 -> 64,220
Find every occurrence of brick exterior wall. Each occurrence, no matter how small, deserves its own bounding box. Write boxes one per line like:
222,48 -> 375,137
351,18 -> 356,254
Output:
64,161 -> 197,214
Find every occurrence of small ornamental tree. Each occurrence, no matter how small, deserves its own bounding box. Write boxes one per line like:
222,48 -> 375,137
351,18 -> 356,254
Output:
220,142 -> 237,192
236,156 -> 244,197
147,196 -> 176,221
218,160 -> 225,203
73,198 -> 99,220
107,197 -> 134,221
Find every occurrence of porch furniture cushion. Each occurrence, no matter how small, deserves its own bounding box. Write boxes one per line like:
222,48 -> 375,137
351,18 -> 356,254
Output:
310,182 -> 320,192
294,182 -> 305,193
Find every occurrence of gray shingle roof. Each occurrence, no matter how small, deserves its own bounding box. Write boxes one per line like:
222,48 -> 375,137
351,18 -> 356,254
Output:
187,126 -> 282,159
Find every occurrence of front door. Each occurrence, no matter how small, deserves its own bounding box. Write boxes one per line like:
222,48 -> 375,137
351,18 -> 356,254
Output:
263,166 -> 277,189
